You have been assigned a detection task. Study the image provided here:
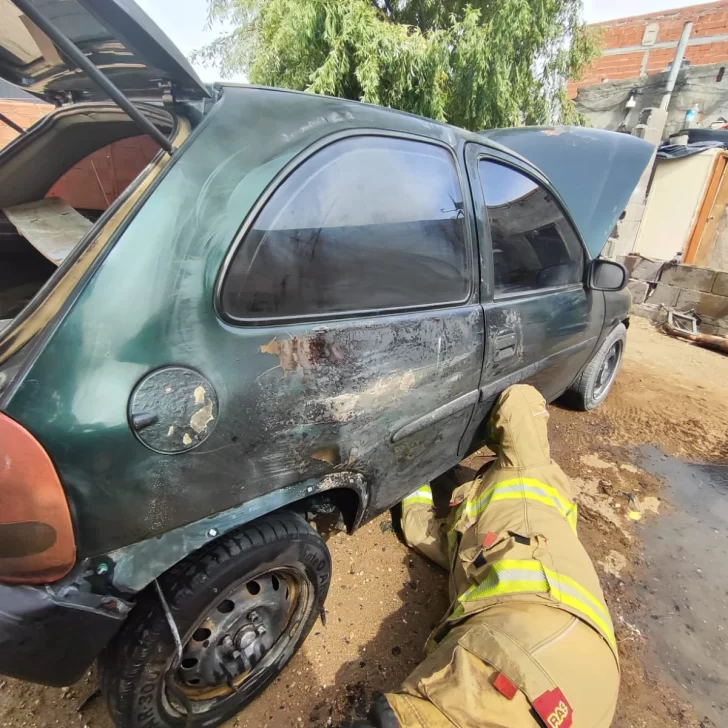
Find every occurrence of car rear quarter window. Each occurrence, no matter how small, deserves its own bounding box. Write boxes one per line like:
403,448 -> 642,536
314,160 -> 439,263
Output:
479,160 -> 584,297
220,136 -> 469,321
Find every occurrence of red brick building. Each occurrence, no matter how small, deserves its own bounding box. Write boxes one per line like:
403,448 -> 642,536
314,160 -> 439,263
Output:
570,1 -> 728,96
0,80 -> 50,149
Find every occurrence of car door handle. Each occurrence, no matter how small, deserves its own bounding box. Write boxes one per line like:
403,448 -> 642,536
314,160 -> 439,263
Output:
494,331 -> 517,362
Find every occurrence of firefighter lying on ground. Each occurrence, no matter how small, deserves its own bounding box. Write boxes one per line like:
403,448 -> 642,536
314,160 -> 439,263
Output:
349,384 -> 619,728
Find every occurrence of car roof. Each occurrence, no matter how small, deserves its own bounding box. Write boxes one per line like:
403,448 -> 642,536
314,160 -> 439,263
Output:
214,84 -> 654,260
215,82 -> 502,148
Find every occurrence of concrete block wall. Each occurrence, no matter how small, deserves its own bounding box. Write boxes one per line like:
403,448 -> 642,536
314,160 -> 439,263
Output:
620,254 -> 728,335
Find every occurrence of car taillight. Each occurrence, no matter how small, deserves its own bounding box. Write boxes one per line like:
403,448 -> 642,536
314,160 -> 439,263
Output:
0,412 -> 75,584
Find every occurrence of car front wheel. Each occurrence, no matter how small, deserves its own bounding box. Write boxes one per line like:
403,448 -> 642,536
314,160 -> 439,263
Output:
100,511 -> 330,728
564,323 -> 627,411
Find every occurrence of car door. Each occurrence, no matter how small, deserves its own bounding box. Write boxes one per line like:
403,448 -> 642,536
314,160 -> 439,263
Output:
459,144 -> 604,453
217,133 -> 484,516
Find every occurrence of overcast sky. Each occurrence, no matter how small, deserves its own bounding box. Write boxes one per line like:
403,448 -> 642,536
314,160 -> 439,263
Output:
135,0 -> 718,83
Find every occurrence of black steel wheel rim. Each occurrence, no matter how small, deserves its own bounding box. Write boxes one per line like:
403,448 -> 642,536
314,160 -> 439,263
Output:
161,566 -> 310,718
594,339 -> 623,401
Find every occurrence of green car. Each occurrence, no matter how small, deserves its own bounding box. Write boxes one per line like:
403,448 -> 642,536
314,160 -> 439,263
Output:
0,1 -> 652,726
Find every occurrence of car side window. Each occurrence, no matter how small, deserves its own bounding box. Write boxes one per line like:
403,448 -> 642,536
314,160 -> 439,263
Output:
221,136 -> 469,321
479,160 -> 584,297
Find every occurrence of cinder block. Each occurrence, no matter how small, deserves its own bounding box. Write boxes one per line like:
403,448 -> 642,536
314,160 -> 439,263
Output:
694,291 -> 728,321
660,264 -> 717,292
698,323 -> 719,336
627,279 -> 650,304
619,255 -> 639,276
647,283 -> 680,308
697,315 -> 728,330
676,288 -> 701,310
631,303 -> 668,324
631,256 -> 664,281
712,271 -> 728,297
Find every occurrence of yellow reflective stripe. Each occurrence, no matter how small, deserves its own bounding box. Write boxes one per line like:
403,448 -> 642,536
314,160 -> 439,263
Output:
464,478 -> 577,532
451,559 -> 615,651
543,567 -> 612,630
457,559 -> 547,599
491,491 -> 563,510
470,478 -> 574,515
403,485 -> 433,507
566,504 -> 579,533
447,528 -> 459,563
548,587 -> 617,652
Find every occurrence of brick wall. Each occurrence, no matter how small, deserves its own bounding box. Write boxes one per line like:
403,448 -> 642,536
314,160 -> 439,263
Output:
621,254 -> 728,335
0,99 -> 51,148
569,1 -> 728,96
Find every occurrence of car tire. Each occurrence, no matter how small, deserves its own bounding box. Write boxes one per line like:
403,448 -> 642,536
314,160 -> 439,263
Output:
564,323 -> 627,411
100,511 -> 330,728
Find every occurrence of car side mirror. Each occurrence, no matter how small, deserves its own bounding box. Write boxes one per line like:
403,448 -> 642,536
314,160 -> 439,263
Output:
589,259 -> 628,291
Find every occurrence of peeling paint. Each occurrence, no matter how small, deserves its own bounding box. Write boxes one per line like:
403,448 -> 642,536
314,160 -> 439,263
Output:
129,367 -> 218,454
260,334 -> 345,373
190,399 -> 214,433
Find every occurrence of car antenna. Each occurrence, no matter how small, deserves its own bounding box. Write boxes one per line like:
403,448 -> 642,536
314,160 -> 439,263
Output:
10,0 -> 175,155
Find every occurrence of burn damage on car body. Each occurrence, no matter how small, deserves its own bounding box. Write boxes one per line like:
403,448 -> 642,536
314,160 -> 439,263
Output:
0,47 -> 652,688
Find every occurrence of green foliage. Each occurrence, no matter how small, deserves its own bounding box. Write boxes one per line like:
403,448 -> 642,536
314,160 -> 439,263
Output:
193,0 -> 600,130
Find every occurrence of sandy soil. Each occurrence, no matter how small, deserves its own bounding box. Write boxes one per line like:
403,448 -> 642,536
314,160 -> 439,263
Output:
0,317 -> 726,728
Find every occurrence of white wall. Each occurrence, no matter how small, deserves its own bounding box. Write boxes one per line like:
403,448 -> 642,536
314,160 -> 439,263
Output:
635,149 -> 719,259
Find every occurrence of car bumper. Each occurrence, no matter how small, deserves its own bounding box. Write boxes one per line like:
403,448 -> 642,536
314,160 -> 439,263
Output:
0,582 -> 127,686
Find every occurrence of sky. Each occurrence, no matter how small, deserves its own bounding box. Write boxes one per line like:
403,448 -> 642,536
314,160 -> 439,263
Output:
135,0 -> 720,84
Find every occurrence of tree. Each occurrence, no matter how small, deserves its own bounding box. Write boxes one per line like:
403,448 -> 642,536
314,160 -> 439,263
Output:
193,0 -> 599,131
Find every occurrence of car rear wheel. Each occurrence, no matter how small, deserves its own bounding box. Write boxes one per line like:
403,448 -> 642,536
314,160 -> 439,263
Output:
100,511 -> 330,728
564,323 -> 626,411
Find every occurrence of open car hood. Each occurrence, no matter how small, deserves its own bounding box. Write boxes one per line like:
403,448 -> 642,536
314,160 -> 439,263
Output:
480,126 -> 654,258
0,0 -> 209,103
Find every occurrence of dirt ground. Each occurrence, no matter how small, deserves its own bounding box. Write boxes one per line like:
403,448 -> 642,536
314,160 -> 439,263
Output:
0,317 -> 726,728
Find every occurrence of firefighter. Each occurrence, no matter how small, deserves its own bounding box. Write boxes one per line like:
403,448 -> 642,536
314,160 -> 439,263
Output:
350,384 -> 619,728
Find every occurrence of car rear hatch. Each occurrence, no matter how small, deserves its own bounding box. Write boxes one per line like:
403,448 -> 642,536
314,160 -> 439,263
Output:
0,0 -> 210,103
0,0 -> 206,379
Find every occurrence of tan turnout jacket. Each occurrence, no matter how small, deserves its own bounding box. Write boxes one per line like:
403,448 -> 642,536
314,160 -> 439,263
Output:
386,384 -> 619,728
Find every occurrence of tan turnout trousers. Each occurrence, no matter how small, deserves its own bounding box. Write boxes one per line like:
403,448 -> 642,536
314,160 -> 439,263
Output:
386,385 -> 619,728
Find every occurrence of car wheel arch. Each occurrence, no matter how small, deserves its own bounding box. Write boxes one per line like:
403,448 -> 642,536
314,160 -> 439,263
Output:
101,472 -> 369,596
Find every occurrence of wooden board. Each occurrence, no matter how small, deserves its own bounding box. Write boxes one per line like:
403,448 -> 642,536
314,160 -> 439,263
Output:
3,198 -> 92,265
